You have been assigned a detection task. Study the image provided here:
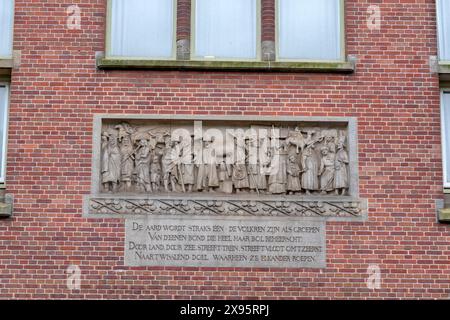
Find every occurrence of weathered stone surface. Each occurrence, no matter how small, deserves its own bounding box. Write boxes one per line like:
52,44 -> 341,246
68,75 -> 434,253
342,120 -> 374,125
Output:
439,208 -> 450,223
0,194 -> 13,218
85,115 -> 365,219
88,195 -> 364,218
125,217 -> 326,268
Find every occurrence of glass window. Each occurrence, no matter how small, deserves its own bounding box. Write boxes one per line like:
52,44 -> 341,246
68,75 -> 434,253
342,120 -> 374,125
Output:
437,0 -> 450,61
0,84 -> 9,182
0,0 -> 14,57
193,0 -> 258,60
277,0 -> 342,61
108,0 -> 175,58
442,92 -> 450,187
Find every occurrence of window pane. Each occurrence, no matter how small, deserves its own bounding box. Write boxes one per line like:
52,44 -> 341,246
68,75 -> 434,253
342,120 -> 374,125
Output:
443,93 -> 450,184
437,0 -> 450,60
0,0 -> 14,57
278,0 -> 341,61
109,0 -> 175,58
194,0 -> 257,60
0,86 -> 7,181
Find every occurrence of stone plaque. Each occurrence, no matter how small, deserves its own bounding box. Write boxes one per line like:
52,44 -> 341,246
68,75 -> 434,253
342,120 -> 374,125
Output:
85,115 -> 366,219
125,217 -> 326,268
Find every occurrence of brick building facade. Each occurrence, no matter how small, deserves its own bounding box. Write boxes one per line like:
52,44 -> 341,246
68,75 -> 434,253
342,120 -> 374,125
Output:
0,0 -> 449,299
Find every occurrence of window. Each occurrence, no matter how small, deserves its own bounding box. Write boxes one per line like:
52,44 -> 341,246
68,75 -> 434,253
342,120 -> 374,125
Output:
442,91 -> 450,187
0,84 -> 9,183
192,0 -> 259,60
277,0 -> 344,61
0,0 -> 14,58
437,0 -> 450,61
107,0 -> 176,59
100,0 -> 352,71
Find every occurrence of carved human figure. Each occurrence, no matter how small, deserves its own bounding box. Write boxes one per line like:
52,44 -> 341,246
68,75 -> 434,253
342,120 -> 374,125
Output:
178,135 -> 194,192
101,133 -> 121,193
334,141 -> 349,195
231,133 -> 249,193
232,163 -> 249,193
218,157 -> 233,194
232,131 -> 247,165
319,147 -> 336,195
267,139 -> 287,194
197,139 -> 219,192
246,137 -> 267,194
101,132 -> 109,189
118,134 -> 134,191
182,153 -> 195,193
301,145 -> 319,195
162,138 -> 180,192
286,154 -> 302,195
325,135 -> 336,154
150,154 -> 162,192
135,139 -> 152,192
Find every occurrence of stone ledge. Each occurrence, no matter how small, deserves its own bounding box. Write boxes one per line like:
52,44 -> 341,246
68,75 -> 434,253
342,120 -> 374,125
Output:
0,59 -> 13,77
439,208 -> 450,223
0,194 -> 13,218
438,63 -> 450,80
96,58 -> 355,73
0,59 -> 13,69
84,194 -> 367,220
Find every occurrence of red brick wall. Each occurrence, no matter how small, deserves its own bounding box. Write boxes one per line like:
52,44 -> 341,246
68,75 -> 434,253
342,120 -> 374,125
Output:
1,0 -> 449,299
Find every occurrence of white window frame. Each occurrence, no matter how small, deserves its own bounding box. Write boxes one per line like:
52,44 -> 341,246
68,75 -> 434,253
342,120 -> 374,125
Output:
0,83 -> 10,183
275,0 -> 346,62
0,0 -> 14,59
437,0 -> 450,63
441,89 -> 450,188
191,0 -> 261,62
105,0 -> 178,60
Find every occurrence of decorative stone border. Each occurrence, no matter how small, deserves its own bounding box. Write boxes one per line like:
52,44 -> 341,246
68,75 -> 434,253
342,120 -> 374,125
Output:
86,195 -> 366,219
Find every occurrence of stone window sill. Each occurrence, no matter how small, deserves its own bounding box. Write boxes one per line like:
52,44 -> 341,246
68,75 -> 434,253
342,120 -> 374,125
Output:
0,59 -> 13,68
439,208 -> 450,223
0,59 -> 13,76
0,194 -> 13,218
96,58 -> 355,73
437,62 -> 450,80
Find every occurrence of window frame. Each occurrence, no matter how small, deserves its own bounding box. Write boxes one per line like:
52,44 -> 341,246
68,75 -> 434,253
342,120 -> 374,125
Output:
190,0 -> 262,62
275,0 -> 346,63
105,0 -> 178,60
436,0 -> 450,64
441,89 -> 450,188
0,0 -> 15,60
0,83 -> 10,183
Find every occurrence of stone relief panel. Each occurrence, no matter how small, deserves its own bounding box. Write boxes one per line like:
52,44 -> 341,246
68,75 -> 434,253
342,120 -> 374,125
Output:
86,116 -> 365,219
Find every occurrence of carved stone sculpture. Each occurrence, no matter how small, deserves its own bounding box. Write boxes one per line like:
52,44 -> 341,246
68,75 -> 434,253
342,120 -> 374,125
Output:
287,154 -> 302,195
150,155 -> 162,192
218,157 -> 233,194
268,140 -> 288,194
162,138 -> 180,192
97,120 -> 351,197
247,137 -> 267,194
135,139 -> 152,192
301,145 -> 319,195
101,132 -> 121,193
119,136 -> 134,190
319,147 -> 336,194
86,117 -> 366,218
198,138 -> 219,192
334,139 -> 349,195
